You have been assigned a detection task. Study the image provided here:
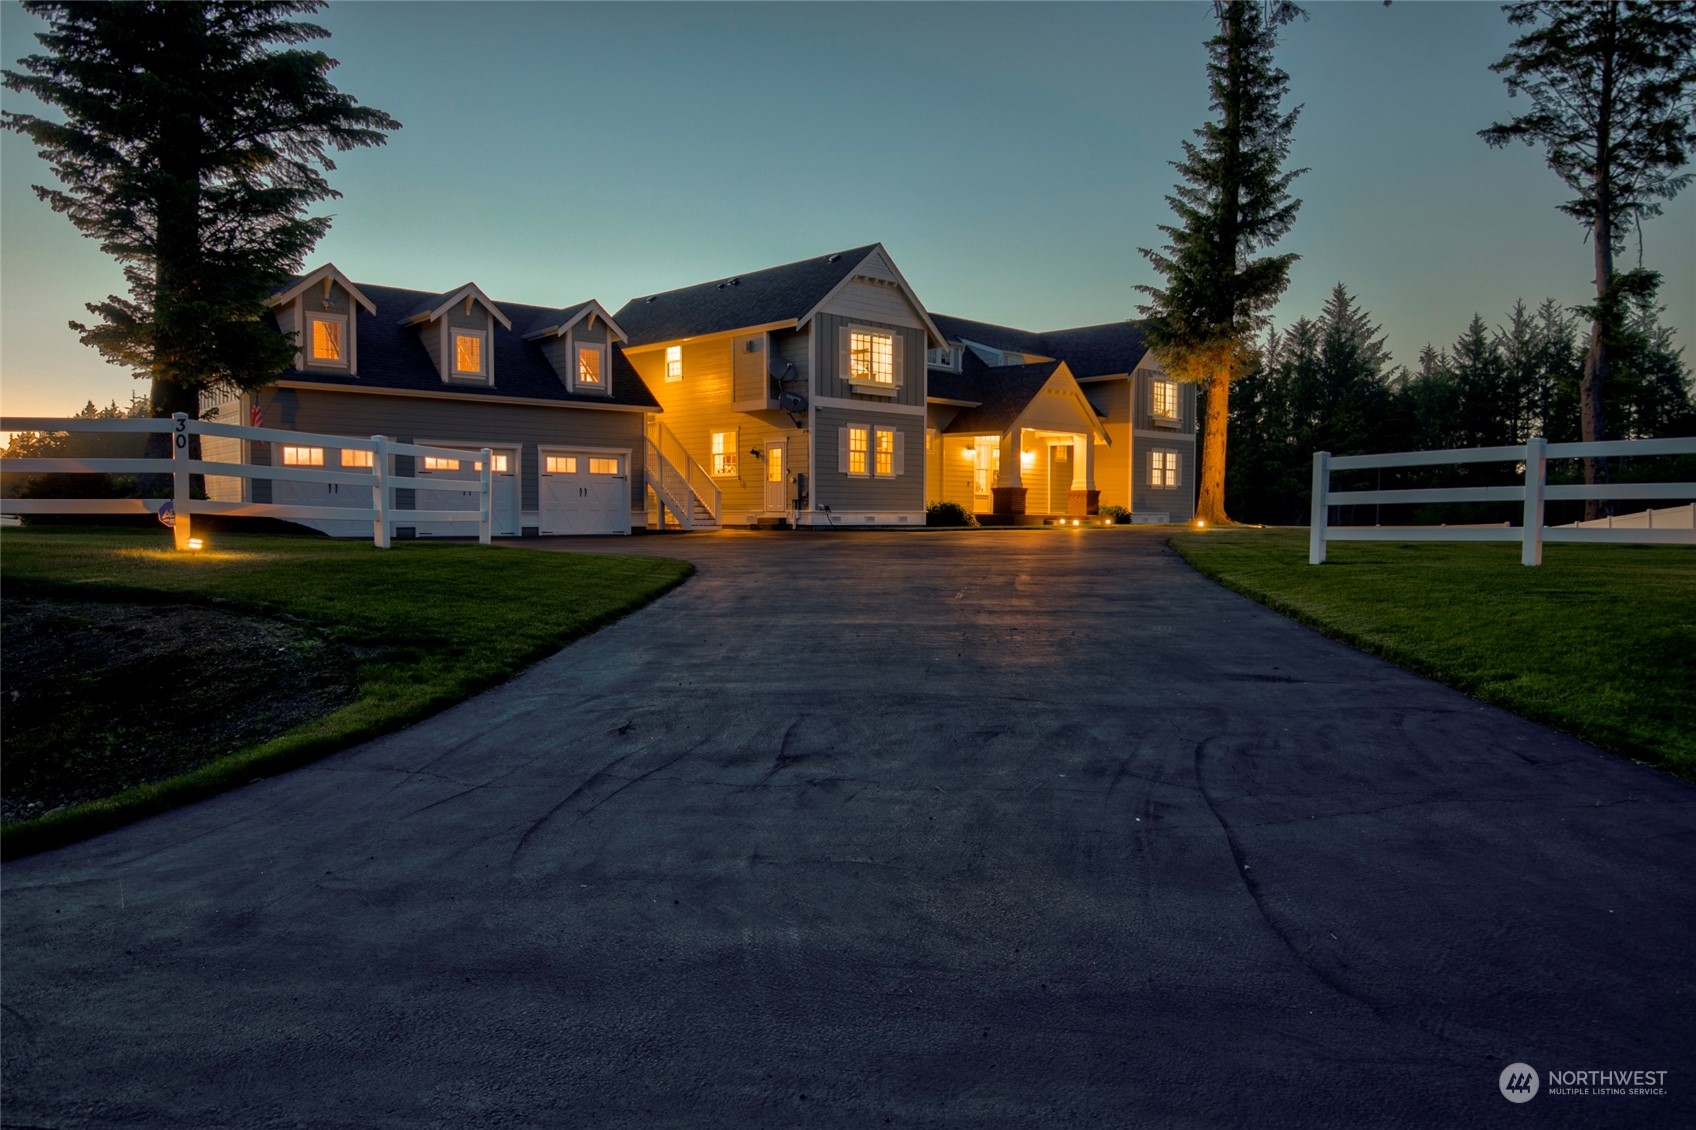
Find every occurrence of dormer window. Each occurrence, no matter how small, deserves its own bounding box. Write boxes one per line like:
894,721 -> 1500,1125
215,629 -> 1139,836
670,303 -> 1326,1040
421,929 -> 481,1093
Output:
927,345 -> 960,372
452,331 -> 486,378
575,344 -> 604,391
307,314 -> 347,367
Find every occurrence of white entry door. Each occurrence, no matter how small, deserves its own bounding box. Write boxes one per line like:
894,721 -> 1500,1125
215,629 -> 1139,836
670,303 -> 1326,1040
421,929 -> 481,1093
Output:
415,446 -> 518,537
539,449 -> 630,536
764,439 -> 787,513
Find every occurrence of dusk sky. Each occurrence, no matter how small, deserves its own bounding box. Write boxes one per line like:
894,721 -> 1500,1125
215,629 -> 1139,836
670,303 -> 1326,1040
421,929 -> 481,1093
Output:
3,1 -> 1693,422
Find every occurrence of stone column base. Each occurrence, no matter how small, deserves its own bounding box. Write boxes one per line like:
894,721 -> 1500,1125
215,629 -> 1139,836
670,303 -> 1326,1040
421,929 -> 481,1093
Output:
1067,489 -> 1100,516
990,486 -> 1028,516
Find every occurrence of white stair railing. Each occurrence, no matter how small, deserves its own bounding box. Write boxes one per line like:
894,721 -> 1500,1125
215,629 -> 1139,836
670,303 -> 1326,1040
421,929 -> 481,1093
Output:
645,419 -> 720,527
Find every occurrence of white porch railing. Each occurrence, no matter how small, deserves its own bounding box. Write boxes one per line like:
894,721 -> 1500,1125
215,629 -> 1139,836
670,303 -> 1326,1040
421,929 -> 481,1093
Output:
1,413 -> 494,550
1308,436 -> 1696,566
645,418 -> 720,528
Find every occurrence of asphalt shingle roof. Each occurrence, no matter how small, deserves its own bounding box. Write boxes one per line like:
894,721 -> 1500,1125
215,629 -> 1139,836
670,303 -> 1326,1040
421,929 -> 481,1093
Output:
942,362 -> 1065,435
929,314 -> 1149,382
612,246 -> 879,346
272,283 -> 659,410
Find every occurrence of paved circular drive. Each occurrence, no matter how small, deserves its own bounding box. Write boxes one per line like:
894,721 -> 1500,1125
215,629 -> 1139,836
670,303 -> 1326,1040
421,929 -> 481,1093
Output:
3,529 -> 1692,1127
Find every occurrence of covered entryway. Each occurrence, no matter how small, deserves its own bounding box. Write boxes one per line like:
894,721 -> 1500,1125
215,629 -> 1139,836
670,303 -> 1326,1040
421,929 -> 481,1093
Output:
415,444 -> 519,537
539,447 -> 631,536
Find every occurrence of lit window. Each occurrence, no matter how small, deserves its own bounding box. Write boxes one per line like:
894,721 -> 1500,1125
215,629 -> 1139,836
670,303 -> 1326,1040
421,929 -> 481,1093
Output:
664,345 -> 682,382
875,428 -> 895,476
711,430 -> 738,477
340,449 -> 374,469
849,331 -> 894,384
847,425 -> 868,476
1152,379 -> 1178,419
545,455 -> 578,474
1150,450 -> 1179,488
422,456 -> 461,472
588,457 -> 620,475
281,446 -> 324,466
577,346 -> 603,386
308,316 -> 346,365
453,332 -> 485,376
489,453 -> 509,474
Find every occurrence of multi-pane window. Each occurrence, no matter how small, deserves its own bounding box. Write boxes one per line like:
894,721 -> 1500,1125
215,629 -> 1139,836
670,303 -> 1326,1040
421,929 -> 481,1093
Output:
875,428 -> 895,476
422,456 -> 462,472
664,345 -> 683,382
847,425 -> 869,475
577,346 -> 603,386
281,446 -> 324,466
711,430 -> 738,477
1152,379 -> 1178,419
340,449 -> 374,469
588,457 -> 620,475
1149,450 -> 1179,488
308,316 -> 346,365
488,453 -> 509,473
453,332 -> 484,376
849,331 -> 894,384
926,346 -> 960,371
545,455 -> 578,474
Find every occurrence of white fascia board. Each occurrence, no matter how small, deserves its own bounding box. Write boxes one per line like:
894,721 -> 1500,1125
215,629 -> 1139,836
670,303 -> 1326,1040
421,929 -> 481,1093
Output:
267,263 -> 377,315
797,243 -> 950,349
521,299 -> 630,344
926,396 -> 981,408
1074,373 -> 1130,384
402,283 -> 514,331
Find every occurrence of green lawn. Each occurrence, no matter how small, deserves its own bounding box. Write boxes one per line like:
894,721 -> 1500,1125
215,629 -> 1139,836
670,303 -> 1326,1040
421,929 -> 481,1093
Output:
0,527 -> 692,856
1169,529 -> 1695,780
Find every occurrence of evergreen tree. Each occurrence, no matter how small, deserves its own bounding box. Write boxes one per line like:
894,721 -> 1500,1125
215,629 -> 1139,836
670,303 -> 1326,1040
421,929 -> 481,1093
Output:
3,1 -> 398,421
1138,0 -> 1305,524
1481,0 -> 1696,516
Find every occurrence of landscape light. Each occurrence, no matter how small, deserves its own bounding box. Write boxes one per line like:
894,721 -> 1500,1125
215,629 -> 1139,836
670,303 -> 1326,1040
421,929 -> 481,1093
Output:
186,537 -> 205,550
1195,519 -> 1206,529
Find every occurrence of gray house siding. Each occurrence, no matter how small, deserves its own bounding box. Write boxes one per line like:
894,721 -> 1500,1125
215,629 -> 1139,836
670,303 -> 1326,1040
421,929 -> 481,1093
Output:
252,386 -> 646,515
813,313 -> 927,409
812,403 -> 925,519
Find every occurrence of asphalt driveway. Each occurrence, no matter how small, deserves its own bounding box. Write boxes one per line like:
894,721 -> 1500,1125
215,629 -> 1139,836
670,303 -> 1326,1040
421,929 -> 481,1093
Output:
3,528 -> 1692,1128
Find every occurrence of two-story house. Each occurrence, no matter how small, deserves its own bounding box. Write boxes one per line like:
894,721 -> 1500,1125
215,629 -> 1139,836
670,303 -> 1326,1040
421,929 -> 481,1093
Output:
210,245 -> 1195,536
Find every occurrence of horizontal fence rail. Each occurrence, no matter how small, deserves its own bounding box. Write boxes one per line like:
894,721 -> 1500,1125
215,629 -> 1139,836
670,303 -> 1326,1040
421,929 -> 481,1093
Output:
1309,435 -> 1696,566
1,414 -> 495,550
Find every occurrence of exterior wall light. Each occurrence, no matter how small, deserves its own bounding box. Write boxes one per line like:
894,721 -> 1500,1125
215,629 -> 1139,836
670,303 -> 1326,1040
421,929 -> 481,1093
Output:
186,537 -> 205,550
962,446 -> 976,460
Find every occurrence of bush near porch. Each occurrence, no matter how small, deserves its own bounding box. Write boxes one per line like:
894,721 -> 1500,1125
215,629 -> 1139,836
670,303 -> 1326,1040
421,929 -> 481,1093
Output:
1170,529 -> 1695,781
0,528 -> 692,857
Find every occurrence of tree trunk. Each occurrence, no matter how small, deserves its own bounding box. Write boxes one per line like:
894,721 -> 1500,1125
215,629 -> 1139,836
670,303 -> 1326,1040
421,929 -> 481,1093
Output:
1196,373 -> 1232,524
1581,1 -> 1619,521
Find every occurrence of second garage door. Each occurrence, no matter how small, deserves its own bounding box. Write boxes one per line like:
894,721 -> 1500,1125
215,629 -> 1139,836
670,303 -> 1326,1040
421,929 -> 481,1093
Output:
539,449 -> 630,536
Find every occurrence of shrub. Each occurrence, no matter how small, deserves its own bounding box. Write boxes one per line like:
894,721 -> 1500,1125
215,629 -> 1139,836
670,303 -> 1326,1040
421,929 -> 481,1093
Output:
1100,505 -> 1132,524
926,500 -> 977,527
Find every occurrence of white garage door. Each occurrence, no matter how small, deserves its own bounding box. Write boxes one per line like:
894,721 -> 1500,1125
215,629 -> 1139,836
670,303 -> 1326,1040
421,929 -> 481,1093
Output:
269,441 -> 375,538
415,446 -> 519,537
539,450 -> 629,536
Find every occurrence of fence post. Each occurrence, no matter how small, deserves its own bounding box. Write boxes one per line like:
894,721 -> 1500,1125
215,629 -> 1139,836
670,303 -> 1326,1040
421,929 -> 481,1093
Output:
171,413 -> 192,551
1521,435 -> 1546,567
371,436 -> 390,549
1308,451 -> 1330,564
479,447 -> 493,546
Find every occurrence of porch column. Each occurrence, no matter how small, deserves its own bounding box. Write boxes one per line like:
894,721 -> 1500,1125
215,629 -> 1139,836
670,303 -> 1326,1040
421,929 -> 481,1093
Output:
990,427 -> 1026,521
1068,432 -> 1099,515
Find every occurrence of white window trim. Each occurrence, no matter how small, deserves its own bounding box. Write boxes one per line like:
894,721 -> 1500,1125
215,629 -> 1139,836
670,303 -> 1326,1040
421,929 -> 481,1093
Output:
305,313 -> 349,369
664,345 -> 683,383
927,345 -> 961,372
573,340 -> 610,395
844,424 -> 870,478
842,323 -> 903,394
710,428 -> 740,478
1149,449 -> 1180,489
449,328 -> 489,381
1151,378 -> 1179,420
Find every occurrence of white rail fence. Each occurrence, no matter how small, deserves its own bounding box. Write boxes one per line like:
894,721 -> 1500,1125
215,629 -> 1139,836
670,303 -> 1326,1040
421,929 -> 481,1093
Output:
1,413 -> 493,550
1309,435 -> 1696,566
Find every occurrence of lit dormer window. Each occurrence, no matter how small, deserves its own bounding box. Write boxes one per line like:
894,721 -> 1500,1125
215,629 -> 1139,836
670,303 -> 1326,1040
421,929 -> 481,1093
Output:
307,314 -> 347,367
453,331 -> 486,378
576,345 -> 603,389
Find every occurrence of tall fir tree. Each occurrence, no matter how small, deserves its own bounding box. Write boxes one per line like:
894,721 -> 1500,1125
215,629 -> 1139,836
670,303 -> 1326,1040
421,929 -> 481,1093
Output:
1480,0 -> 1696,516
1138,0 -> 1305,524
3,1 -> 399,421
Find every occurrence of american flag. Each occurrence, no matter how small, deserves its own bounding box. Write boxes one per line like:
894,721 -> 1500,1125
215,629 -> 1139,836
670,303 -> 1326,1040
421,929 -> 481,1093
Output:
250,399 -> 263,428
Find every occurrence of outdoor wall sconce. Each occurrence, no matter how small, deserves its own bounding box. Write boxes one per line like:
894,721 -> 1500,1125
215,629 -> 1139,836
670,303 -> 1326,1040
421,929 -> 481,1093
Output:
962,446 -> 976,459
749,448 -> 762,460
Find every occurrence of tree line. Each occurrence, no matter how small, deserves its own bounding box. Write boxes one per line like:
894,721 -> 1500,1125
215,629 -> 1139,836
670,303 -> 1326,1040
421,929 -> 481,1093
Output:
1223,282 -> 1695,527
